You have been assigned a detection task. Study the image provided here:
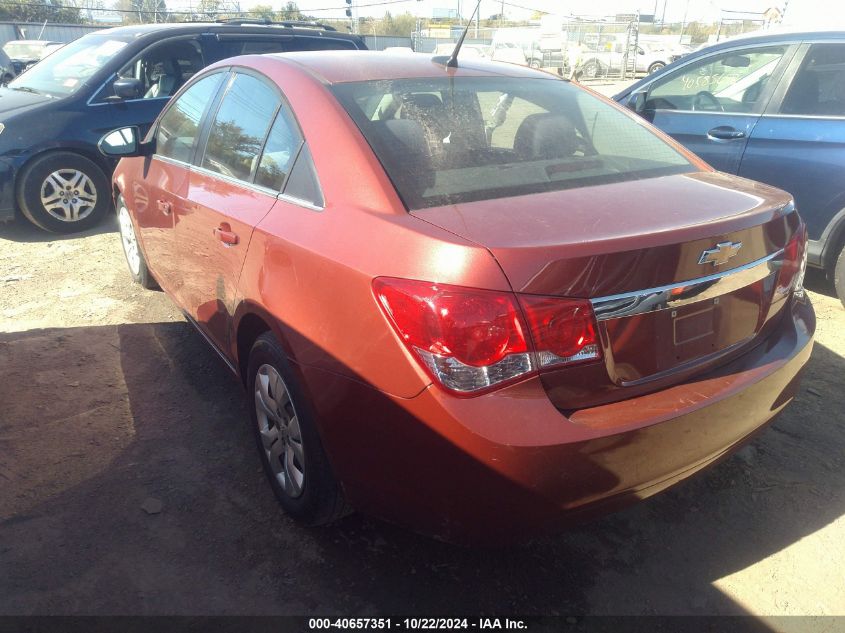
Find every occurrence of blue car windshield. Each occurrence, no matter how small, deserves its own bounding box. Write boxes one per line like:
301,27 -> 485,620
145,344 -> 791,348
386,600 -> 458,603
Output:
8,35 -> 128,97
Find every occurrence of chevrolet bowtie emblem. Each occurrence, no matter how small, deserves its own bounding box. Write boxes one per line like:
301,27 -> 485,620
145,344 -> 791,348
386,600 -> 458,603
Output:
698,241 -> 742,266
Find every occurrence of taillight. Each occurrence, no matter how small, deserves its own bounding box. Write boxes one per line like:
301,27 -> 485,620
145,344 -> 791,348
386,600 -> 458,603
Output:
373,278 -> 602,395
777,224 -> 808,298
519,296 -> 601,368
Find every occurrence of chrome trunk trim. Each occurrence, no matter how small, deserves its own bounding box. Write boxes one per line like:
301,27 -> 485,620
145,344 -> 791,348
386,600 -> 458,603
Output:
590,249 -> 783,322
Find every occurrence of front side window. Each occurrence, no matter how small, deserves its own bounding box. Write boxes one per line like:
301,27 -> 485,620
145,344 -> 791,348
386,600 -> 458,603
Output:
647,45 -> 787,113
7,35 -> 129,97
200,73 -> 281,182
332,76 -> 692,210
780,43 -> 845,116
155,72 -> 223,163
117,38 -> 204,100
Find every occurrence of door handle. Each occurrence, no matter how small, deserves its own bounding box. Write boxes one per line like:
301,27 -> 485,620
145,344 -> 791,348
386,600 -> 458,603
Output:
213,223 -> 239,246
707,126 -> 746,141
156,199 -> 172,215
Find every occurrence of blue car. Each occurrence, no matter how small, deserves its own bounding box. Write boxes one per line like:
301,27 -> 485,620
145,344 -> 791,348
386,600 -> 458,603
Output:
0,21 -> 366,234
615,30 -> 845,305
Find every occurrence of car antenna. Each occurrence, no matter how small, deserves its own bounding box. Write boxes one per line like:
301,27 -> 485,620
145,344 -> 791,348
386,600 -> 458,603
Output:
433,0 -> 481,69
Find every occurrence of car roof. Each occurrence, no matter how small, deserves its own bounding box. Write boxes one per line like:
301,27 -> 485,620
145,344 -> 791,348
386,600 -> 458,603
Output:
95,21 -> 363,41
262,50 -> 554,84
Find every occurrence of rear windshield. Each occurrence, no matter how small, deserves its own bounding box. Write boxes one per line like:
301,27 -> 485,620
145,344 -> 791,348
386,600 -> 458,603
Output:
332,76 -> 694,210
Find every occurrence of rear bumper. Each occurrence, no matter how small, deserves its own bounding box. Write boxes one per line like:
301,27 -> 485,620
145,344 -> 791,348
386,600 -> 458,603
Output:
301,296 -> 815,543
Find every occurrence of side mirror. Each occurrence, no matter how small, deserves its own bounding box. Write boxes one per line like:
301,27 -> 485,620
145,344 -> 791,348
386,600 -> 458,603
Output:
98,126 -> 148,157
112,77 -> 143,100
627,89 -> 648,113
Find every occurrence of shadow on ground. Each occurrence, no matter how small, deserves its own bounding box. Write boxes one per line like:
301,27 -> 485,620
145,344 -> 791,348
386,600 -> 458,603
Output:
0,214 -> 117,244
0,320 -> 842,615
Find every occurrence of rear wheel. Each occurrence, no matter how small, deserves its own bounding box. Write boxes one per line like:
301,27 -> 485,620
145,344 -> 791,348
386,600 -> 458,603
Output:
17,151 -> 110,233
529,59 -> 542,69
834,244 -> 845,308
247,332 -> 350,525
1,74 -> 12,86
116,195 -> 157,289
580,59 -> 602,79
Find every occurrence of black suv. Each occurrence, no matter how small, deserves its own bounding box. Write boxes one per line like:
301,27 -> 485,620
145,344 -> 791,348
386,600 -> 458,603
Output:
0,21 -> 366,233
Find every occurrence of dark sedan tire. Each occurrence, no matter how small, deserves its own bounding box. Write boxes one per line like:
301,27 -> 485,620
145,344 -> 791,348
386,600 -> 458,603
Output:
17,151 -> 111,234
248,332 -> 350,525
1,74 -> 12,86
835,245 -> 845,308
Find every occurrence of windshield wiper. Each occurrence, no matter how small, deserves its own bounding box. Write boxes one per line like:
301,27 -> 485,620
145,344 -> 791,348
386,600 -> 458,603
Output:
11,85 -> 45,96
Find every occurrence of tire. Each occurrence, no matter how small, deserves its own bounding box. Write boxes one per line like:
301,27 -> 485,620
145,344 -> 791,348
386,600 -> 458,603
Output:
1,74 -> 11,86
116,194 -> 157,290
581,60 -> 602,79
835,244 -> 845,309
529,59 -> 542,69
247,332 -> 350,525
648,61 -> 666,74
17,151 -> 111,234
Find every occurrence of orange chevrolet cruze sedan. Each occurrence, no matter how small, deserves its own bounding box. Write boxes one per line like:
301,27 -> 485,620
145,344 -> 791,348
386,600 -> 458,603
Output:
102,51 -> 815,542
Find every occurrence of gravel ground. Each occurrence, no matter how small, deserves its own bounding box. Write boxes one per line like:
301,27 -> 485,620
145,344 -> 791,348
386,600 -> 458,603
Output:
1,215 -> 844,618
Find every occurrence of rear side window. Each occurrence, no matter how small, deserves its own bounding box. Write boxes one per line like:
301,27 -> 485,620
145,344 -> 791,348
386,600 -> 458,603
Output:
255,107 -> 303,190
332,77 -> 692,210
156,72 -> 223,163
200,73 -> 281,182
780,43 -> 845,116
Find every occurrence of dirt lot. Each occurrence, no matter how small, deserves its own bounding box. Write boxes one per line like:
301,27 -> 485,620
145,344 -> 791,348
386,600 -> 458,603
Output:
1,215 -> 844,619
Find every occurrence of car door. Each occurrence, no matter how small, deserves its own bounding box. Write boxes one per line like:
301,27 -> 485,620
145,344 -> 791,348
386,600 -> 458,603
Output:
90,36 -> 206,141
639,43 -> 796,173
739,41 -> 845,253
176,70 -> 302,352
136,70 -> 226,298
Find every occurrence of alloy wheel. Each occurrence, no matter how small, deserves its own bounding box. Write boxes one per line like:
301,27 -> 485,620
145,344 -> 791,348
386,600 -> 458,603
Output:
40,168 -> 98,222
117,204 -> 141,276
255,364 -> 306,498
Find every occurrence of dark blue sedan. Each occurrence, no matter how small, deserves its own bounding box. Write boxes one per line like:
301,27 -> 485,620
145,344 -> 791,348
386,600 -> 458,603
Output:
615,30 -> 845,305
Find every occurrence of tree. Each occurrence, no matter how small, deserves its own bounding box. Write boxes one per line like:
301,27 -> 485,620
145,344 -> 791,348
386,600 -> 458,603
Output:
278,1 -> 303,21
248,3 -> 274,21
0,1 -> 82,23
378,11 -> 417,36
116,0 -> 167,23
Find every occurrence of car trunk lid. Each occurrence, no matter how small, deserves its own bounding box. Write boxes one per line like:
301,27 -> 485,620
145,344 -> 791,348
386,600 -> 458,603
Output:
410,171 -> 801,409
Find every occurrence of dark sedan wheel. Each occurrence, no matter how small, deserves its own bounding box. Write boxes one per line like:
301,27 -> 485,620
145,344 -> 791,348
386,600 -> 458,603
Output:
17,151 -> 110,233
247,332 -> 350,525
648,61 -> 666,74
835,245 -> 845,308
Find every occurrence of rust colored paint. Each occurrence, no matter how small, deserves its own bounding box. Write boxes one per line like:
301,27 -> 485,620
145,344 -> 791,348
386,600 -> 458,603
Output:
113,52 -> 816,541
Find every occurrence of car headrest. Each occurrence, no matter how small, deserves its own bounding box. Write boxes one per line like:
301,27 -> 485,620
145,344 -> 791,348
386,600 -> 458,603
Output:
514,113 -> 579,160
